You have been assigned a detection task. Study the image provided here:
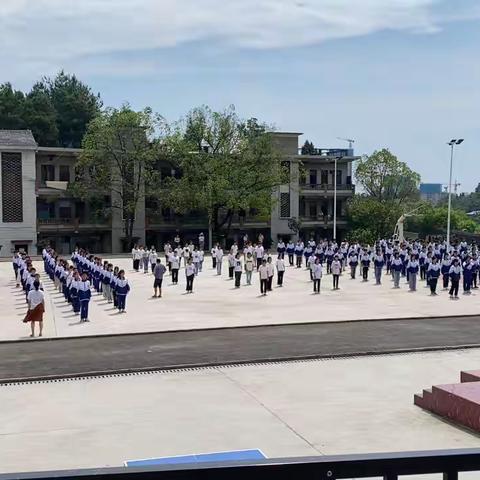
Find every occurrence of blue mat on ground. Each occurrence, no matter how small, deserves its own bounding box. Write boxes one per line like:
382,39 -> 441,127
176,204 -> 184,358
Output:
125,449 -> 266,467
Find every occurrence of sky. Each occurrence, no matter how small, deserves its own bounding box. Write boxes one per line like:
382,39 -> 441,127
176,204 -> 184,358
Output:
1,0 -> 479,191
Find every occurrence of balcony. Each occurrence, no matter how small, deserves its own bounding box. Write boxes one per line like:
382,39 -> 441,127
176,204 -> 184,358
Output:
300,183 -> 355,195
37,217 -> 110,231
298,148 -> 352,157
300,214 -> 348,226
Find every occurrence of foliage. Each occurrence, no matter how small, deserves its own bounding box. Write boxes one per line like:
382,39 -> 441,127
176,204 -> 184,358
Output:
438,191 -> 480,214
301,140 -> 315,155
355,149 -> 420,203
346,195 -> 404,242
74,106 -> 162,250
406,204 -> 480,235
159,105 -> 287,242
0,71 -> 102,147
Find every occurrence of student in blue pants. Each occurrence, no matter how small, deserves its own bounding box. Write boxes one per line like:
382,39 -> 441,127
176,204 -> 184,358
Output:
115,270 -> 130,313
78,272 -> 92,322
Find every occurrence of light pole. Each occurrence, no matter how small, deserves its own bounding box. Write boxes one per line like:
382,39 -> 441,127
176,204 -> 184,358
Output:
446,138 -> 464,248
333,156 -> 343,242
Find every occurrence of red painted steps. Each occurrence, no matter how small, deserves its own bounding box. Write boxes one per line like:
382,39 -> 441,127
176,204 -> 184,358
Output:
414,371 -> 480,432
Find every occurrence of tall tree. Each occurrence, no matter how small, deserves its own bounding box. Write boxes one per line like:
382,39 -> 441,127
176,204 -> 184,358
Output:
0,83 -> 26,130
41,71 -> 102,147
23,83 -> 59,146
160,106 -> 288,243
301,140 -> 315,155
355,149 -> 420,203
74,106 -> 161,250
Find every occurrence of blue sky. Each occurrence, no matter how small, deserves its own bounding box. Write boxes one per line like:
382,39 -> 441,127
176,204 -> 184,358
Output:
1,0 -> 479,191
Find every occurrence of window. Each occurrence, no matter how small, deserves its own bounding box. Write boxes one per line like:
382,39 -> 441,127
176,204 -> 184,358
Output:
336,169 -> 342,185
280,192 -> 290,218
309,203 -> 317,218
59,206 -> 72,219
41,164 -> 55,183
2,152 -> 23,222
59,165 -> 70,182
321,170 -> 328,185
309,169 -> 317,186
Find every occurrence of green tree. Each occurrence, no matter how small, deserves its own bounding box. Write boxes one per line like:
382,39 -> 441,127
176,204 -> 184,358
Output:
160,105 -> 287,243
0,83 -> 26,130
355,148 -> 420,203
74,106 -> 161,250
23,83 -> 59,146
41,71 -> 102,147
301,140 -> 315,155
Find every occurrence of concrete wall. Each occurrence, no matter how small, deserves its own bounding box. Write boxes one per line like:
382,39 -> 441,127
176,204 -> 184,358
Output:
0,149 -> 37,257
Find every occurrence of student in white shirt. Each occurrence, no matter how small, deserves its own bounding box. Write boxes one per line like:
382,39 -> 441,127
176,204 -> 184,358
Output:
245,252 -> 254,285
312,258 -> 322,294
234,254 -> 243,288
266,256 -> 274,291
258,259 -> 269,296
331,255 -> 342,290
25,281 -> 45,337
215,246 -> 224,275
185,258 -> 196,293
276,256 -> 285,287
170,252 -> 180,284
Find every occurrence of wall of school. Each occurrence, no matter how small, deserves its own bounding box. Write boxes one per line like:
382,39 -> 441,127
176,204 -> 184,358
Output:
0,149 -> 37,257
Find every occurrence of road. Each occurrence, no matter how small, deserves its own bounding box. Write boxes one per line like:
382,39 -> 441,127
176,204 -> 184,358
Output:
1,315 -> 480,383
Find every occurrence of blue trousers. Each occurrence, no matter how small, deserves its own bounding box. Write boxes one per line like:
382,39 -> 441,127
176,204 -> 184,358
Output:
80,300 -> 89,320
117,294 -> 126,311
71,295 -> 80,313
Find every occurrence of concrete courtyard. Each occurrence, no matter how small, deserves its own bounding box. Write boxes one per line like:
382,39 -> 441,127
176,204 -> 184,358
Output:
2,256 -> 480,340
1,349 -> 480,474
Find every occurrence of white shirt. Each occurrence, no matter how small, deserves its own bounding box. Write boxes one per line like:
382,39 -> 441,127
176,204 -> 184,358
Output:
276,259 -> 285,272
27,289 -> 44,310
258,265 -> 269,280
313,263 -> 323,279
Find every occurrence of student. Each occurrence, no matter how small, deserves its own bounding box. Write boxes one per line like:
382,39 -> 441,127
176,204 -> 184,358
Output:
215,245 -> 224,275
294,240 -> 304,268
277,239 -> 286,259
419,249 -> 427,280
24,281 -> 45,337
286,240 -> 295,266
198,232 -> 205,251
149,248 -> 158,273
312,258 -> 322,294
331,255 -> 341,290
131,244 -> 138,270
276,256 -> 285,287
258,259 -> 269,296
407,255 -> 419,292
153,259 -> 166,298
463,257 -> 474,295
102,264 -> 114,303
185,258 -> 195,293
142,247 -> 150,273
70,271 -> 81,315
266,256 -> 275,291
170,251 -> 180,284
115,270 -> 130,312
325,245 -> 334,274
449,259 -> 462,300
111,266 -> 119,308
473,255 -> 479,289
78,272 -> 92,322
348,252 -> 358,279
133,246 -> 142,272
234,254 -> 242,288
211,245 -> 217,269
307,253 -> 316,281
198,249 -> 205,272
361,251 -> 370,282
441,254 -> 451,290
245,252 -> 254,285
391,252 -> 403,288
427,257 -> 441,295
373,250 -> 384,285
228,251 -> 235,280
255,243 -> 264,270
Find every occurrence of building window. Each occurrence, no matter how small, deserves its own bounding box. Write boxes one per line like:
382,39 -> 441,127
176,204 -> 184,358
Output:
41,164 -> 55,183
309,169 -> 317,186
59,165 -> 70,182
1,152 -> 23,223
321,170 -> 328,185
309,203 -> 317,218
280,192 -> 290,218
336,169 -> 342,185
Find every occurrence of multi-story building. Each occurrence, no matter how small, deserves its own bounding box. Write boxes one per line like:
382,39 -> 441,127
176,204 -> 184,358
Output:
0,130 -> 358,256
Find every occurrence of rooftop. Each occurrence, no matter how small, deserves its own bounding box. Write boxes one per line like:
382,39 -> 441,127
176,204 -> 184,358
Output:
0,130 -> 37,149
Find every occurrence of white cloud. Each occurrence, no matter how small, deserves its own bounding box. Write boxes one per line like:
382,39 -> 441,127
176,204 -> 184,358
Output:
0,0 -> 479,80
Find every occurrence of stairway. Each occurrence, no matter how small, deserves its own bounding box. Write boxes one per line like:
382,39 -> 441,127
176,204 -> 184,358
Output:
414,370 -> 480,432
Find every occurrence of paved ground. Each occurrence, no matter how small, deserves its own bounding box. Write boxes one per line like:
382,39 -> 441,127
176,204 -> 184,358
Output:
1,315 -> 480,382
1,349 -> 480,474
2,256 -> 480,340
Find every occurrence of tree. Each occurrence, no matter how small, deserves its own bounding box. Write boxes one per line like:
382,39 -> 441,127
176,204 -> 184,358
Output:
40,71 -> 102,147
0,83 -> 26,130
355,149 -> 420,203
160,106 -> 288,243
22,83 -> 59,146
301,140 -> 315,155
74,106 -> 161,250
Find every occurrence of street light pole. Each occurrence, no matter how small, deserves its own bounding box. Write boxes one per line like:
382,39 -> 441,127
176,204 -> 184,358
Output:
446,139 -> 464,248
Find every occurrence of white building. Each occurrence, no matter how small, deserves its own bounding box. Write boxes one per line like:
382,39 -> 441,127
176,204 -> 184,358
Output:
0,130 -> 38,257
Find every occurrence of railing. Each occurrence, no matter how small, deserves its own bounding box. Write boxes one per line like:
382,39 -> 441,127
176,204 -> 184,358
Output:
3,449 -> 480,480
301,183 -> 354,191
37,218 -> 110,227
300,214 -> 347,223
299,148 -> 351,157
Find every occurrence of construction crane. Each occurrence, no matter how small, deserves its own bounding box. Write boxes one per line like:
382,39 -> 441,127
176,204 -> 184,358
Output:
393,206 -> 425,243
336,137 -> 355,149
443,180 -> 461,194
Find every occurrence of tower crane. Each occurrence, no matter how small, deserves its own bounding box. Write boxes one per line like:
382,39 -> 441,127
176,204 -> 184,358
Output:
336,137 -> 355,149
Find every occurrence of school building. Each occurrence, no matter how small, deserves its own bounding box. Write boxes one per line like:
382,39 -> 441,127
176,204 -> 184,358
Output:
0,130 -> 358,256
